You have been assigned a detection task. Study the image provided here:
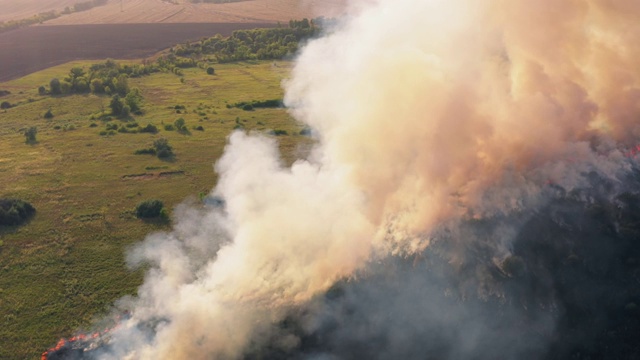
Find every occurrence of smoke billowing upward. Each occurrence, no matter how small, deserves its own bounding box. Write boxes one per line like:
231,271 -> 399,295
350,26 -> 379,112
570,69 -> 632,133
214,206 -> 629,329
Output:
47,0 -> 640,359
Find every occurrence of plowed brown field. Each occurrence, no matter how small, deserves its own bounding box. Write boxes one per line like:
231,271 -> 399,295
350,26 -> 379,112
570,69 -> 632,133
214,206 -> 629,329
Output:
0,22 -> 274,82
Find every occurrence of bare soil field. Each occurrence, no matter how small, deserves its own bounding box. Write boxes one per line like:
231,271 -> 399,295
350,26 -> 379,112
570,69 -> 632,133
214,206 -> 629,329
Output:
43,0 -> 348,25
0,0 -> 79,22
0,22 -> 274,82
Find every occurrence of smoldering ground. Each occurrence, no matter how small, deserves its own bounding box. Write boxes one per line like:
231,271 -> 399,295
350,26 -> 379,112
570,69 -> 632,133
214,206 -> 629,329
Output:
45,0 -> 640,359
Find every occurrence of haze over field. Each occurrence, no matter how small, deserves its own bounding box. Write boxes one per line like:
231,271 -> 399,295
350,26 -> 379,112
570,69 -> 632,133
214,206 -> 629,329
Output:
37,0 -> 639,359
0,0 -> 79,22
0,0 -> 349,24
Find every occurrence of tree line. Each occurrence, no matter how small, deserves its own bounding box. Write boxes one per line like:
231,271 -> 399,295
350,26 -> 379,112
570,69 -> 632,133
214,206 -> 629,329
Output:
169,18 -> 324,63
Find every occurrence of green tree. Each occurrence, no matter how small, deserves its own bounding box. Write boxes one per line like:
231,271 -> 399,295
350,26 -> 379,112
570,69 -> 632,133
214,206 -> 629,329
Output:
49,78 -> 62,95
124,87 -> 143,113
113,74 -> 129,96
38,86 -> 46,95
90,78 -> 104,93
206,66 -> 215,75
109,95 -> 125,116
174,117 -> 186,131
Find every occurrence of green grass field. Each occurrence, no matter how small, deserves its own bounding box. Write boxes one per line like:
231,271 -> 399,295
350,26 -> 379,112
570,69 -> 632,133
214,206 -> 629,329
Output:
0,60 -> 309,359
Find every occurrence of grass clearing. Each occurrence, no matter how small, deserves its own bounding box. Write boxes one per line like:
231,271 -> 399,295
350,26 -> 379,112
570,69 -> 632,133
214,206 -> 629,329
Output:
0,59 -> 310,359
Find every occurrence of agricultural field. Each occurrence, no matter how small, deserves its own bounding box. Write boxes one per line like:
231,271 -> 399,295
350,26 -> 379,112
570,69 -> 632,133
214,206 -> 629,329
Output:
42,0 -> 348,25
0,0 -> 80,22
0,22 -> 274,82
0,58 -> 309,359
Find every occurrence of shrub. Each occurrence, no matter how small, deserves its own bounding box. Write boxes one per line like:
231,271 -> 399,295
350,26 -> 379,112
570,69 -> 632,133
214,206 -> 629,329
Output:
134,148 -> 156,155
89,123 -> 98,128
0,101 -> 11,109
24,127 -> 37,143
44,109 -> 54,118
194,125 -> 204,131
164,124 -> 175,131
153,138 -> 174,159
139,123 -> 158,134
206,67 -> 215,75
299,126 -> 312,136
271,129 -> 288,136
242,104 -> 254,111
135,199 -> 165,219
50,78 -> 62,95
174,117 -> 186,131
0,198 -> 35,226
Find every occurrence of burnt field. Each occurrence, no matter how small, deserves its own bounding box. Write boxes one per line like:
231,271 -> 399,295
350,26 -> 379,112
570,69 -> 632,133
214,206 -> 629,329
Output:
0,22 -> 275,82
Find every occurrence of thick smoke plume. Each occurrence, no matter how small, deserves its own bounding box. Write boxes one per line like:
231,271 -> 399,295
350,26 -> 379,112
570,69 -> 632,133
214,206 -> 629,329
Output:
66,0 -> 640,359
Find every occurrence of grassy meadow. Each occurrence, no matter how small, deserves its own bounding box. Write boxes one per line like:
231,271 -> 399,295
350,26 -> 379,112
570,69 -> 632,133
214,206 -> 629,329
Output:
0,60 -> 309,359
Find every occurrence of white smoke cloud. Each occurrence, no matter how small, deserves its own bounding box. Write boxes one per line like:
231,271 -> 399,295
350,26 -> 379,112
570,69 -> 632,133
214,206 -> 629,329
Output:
97,0 -> 640,358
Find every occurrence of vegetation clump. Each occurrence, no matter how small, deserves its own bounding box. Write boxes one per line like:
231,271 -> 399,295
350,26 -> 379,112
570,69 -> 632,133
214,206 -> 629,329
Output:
153,138 -> 174,159
170,19 -> 321,62
0,198 -> 35,226
24,127 -> 37,143
135,199 -> 165,219
139,123 -> 159,134
229,99 -> 282,110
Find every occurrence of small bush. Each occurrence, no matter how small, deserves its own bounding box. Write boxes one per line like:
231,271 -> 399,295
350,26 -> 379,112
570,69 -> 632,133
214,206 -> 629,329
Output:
139,123 -> 158,134
135,199 -> 165,219
153,138 -> 174,159
1,101 -> 12,109
24,127 -> 37,143
0,198 -> 36,226
89,123 -> 98,128
194,125 -> 204,131
174,118 -> 187,132
125,122 -> 139,128
271,129 -> 288,136
242,104 -> 254,111
44,109 -> 54,118
134,148 -> 156,155
53,125 -> 62,130
164,124 -> 175,131
206,67 -> 215,75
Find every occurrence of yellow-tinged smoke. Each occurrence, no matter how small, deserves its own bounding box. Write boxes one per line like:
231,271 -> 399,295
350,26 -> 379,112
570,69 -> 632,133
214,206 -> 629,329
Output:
105,1 -> 640,359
